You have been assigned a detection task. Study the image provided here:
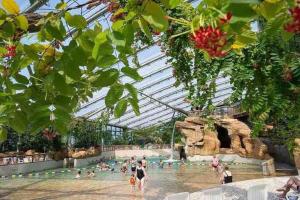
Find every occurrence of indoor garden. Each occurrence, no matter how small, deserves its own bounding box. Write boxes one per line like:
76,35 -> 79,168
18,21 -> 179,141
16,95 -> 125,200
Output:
0,0 -> 299,199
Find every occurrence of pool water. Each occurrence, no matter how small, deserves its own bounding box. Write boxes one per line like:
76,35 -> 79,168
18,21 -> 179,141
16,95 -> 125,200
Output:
0,159 -> 293,200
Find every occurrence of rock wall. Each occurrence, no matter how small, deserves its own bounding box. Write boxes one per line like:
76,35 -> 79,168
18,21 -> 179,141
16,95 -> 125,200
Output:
175,116 -> 270,160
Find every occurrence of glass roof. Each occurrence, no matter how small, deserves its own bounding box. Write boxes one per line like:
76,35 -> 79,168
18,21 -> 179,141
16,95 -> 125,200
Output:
20,0 -> 234,129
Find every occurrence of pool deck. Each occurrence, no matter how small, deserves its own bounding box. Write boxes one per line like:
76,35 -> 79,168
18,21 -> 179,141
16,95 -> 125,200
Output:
0,163 -> 296,200
189,176 -> 296,200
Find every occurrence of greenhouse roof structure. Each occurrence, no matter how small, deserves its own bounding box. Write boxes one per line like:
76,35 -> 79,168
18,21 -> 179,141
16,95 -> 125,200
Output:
20,0 -> 233,130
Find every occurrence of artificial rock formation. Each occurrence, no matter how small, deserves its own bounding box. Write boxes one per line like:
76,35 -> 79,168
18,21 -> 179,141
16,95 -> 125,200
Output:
175,116 -> 270,159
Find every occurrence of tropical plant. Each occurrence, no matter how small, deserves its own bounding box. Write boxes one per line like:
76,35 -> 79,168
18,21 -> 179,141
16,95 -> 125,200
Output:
0,0 -> 299,143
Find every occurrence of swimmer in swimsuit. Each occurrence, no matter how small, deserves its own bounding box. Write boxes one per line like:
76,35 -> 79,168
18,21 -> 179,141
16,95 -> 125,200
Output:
135,160 -> 147,193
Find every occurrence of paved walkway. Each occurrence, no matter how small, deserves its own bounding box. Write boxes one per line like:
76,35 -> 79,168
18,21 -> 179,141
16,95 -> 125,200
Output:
189,176 -> 296,200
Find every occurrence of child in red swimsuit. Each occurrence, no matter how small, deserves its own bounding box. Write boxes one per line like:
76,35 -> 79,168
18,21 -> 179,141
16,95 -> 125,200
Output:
129,174 -> 136,192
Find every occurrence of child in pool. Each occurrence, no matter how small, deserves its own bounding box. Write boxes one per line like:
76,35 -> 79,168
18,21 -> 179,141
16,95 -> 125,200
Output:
129,174 -> 136,192
75,170 -> 81,179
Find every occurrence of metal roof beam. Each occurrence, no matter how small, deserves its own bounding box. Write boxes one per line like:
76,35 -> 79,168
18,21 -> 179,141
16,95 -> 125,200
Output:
131,105 -> 190,129
85,74 -> 174,118
109,86 -> 186,123
118,94 -> 188,126
126,103 -> 189,128
79,54 -> 168,111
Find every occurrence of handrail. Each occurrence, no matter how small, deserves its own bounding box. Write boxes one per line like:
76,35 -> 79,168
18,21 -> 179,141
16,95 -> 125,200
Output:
0,153 -> 50,166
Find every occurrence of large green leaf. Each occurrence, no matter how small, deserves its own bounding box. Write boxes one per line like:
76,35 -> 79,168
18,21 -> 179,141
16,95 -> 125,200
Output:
225,3 -> 257,18
2,21 -> 15,37
92,31 -> 115,66
230,0 -> 259,3
142,0 -> 168,31
65,12 -> 87,29
138,18 -> 152,39
105,83 -> 124,108
255,1 -> 284,20
53,74 -> 75,96
2,0 -> 19,14
15,15 -> 28,31
10,111 -> 28,133
114,99 -> 128,118
108,31 -> 126,47
121,66 -> 143,81
128,97 -> 140,115
14,74 -> 29,84
95,55 -> 117,68
0,127 -> 7,142
30,116 -> 50,134
161,0 -> 181,8
125,83 -> 138,100
45,20 -> 66,41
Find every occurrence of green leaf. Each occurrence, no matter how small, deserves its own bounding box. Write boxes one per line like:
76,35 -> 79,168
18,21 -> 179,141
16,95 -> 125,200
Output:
128,97 -> 140,115
230,0 -> 259,3
235,30 -> 257,46
108,31 -> 125,47
14,74 -> 29,84
56,2 -> 67,9
225,3 -> 257,18
125,83 -> 138,100
121,66 -> 143,81
15,15 -> 28,31
114,99 -> 128,118
2,21 -> 15,37
161,0 -> 181,9
54,74 -> 75,96
0,127 -> 7,142
23,44 -> 40,60
11,83 -> 27,90
138,18 -> 152,39
2,0 -> 19,14
93,69 -> 119,88
0,9 -> 6,25
255,1 -> 284,20
45,20 -> 66,41
10,111 -> 28,133
92,31 -> 115,66
65,12 -> 87,29
30,116 -> 50,134
105,83 -> 124,108
142,0 -> 168,31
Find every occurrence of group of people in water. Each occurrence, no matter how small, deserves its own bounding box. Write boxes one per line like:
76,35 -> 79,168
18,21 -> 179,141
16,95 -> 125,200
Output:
210,155 -> 233,184
72,154 -> 300,198
75,156 -> 148,193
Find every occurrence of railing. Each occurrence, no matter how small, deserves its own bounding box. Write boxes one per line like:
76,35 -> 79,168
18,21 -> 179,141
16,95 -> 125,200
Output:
0,153 -> 50,166
101,144 -> 171,152
0,144 -> 172,165
214,105 -> 245,117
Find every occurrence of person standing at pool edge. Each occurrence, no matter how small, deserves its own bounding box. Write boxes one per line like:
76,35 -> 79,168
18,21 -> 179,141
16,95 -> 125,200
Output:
131,156 -> 137,173
136,160 -> 147,193
211,155 -> 219,171
142,156 -> 147,169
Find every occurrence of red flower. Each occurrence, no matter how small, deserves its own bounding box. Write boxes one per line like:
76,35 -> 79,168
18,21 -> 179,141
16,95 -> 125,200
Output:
220,12 -> 232,25
152,31 -> 160,35
191,26 -> 228,57
3,45 -> 16,58
284,6 -> 300,33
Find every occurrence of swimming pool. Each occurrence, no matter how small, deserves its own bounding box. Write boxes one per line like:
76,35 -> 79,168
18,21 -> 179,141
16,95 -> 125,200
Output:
0,159 -> 294,200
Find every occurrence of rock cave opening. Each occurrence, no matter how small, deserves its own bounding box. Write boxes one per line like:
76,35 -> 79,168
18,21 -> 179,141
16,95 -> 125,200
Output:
216,125 -> 231,148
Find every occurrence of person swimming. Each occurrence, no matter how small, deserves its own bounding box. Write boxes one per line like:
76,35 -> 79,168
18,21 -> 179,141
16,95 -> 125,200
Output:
141,156 -> 147,169
75,170 -> 81,179
136,161 -> 147,193
131,156 -> 137,173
